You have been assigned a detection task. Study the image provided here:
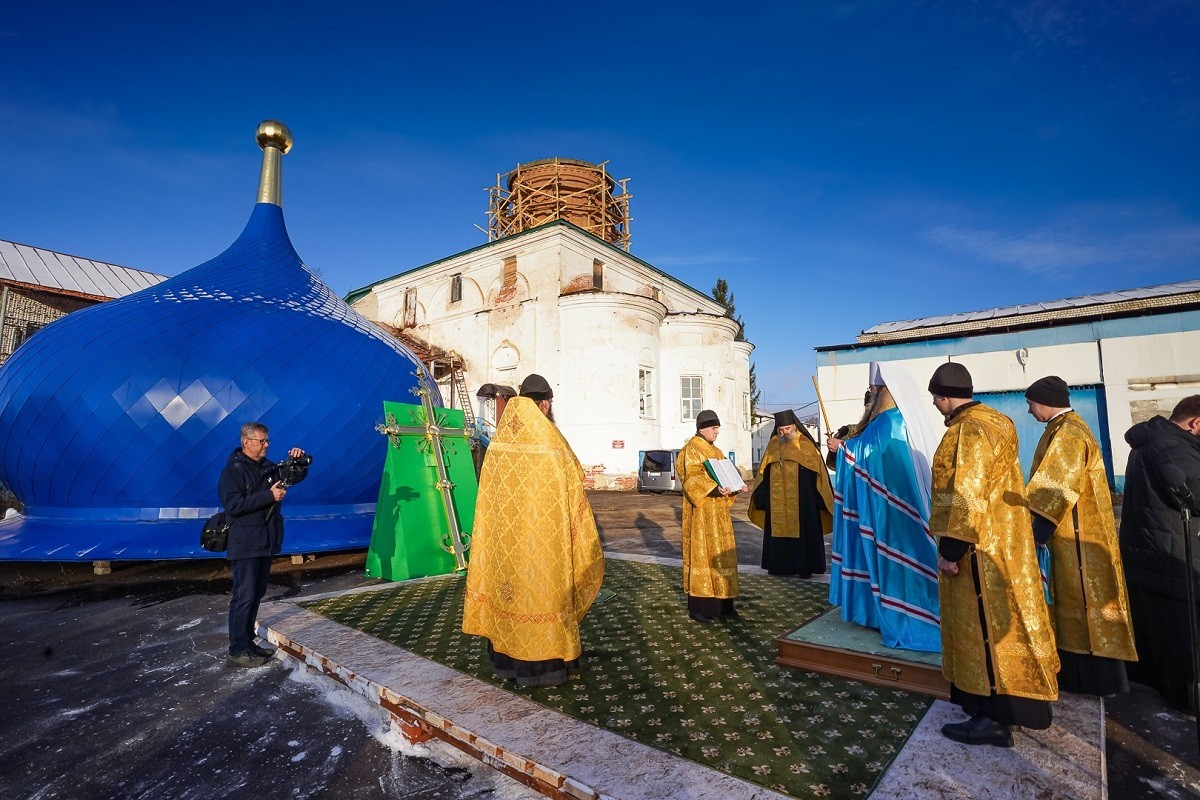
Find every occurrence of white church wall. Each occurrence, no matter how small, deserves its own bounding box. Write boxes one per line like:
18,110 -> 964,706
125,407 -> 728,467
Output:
350,223 -> 753,487
558,292 -> 666,487
659,313 -> 747,470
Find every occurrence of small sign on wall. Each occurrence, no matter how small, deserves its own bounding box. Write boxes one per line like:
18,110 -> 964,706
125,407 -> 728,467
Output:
612,440 -> 624,449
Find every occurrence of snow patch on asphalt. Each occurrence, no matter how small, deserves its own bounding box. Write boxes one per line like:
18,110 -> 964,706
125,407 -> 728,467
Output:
283,658 -> 540,798
61,701 -> 103,718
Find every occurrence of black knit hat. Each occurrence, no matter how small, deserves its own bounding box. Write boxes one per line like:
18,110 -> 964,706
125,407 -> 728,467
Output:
519,373 -> 553,400
695,409 -> 720,430
773,409 -> 799,428
928,362 -> 973,399
1025,376 -> 1069,408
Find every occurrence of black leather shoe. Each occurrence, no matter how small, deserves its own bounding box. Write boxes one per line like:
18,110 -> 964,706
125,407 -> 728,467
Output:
941,714 -> 1014,747
249,643 -> 275,658
689,611 -> 715,624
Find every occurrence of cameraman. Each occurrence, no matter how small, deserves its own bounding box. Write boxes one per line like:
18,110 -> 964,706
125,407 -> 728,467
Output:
219,421 -> 307,668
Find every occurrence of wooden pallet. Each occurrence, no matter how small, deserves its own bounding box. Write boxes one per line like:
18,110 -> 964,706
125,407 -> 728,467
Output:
775,619 -> 951,700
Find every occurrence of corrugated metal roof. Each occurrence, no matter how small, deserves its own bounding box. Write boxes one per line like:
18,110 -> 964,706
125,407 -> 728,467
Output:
0,239 -> 166,299
863,279 -> 1200,337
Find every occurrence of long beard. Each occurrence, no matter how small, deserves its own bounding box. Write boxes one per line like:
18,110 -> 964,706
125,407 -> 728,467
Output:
779,432 -> 795,443
545,408 -> 555,424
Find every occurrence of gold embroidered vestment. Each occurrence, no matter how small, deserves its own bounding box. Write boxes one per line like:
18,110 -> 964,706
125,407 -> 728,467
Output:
930,403 -> 1059,701
1028,411 -> 1137,661
462,397 -> 605,662
677,435 -> 739,599
748,434 -> 834,538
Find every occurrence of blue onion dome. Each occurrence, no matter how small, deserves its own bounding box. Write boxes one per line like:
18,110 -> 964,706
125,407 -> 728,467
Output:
0,121 -> 437,559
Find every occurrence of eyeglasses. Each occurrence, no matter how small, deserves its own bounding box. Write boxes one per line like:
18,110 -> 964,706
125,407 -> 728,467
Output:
245,438 -> 270,444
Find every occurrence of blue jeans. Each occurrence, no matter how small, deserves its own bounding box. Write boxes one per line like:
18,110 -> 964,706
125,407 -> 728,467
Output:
228,556 -> 273,655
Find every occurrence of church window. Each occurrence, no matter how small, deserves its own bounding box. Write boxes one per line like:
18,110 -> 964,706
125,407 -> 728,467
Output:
402,288 -> 417,328
639,368 -> 655,418
592,259 -> 604,290
13,322 -> 43,351
680,376 -> 702,421
502,256 -> 517,288
450,274 -> 462,304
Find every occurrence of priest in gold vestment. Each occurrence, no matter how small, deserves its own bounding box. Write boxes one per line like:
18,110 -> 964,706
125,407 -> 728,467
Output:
928,363 -> 1059,748
677,410 -> 747,622
462,374 -> 605,687
1025,376 -> 1137,696
748,409 -> 833,577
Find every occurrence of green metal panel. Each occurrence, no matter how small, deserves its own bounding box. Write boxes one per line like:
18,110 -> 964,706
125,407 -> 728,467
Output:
366,400 -> 478,581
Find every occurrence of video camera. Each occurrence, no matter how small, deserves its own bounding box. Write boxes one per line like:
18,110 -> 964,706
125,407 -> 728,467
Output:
273,453 -> 313,488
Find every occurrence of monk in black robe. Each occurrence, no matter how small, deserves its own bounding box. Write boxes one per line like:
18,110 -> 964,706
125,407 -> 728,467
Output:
749,410 -> 834,577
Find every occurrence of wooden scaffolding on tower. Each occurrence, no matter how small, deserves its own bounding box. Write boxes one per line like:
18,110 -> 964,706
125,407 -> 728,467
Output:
487,158 -> 632,251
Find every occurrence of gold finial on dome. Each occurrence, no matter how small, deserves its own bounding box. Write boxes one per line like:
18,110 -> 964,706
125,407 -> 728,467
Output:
255,120 -> 293,206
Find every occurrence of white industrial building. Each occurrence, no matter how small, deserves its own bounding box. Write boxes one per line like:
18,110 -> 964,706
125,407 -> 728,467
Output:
346,159 -> 754,488
815,280 -> 1200,490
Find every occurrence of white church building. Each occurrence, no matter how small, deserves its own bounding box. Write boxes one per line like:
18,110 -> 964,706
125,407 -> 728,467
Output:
345,159 -> 754,488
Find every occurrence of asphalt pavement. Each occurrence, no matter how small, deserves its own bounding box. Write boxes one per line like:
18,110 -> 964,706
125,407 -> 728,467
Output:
0,558 -> 536,800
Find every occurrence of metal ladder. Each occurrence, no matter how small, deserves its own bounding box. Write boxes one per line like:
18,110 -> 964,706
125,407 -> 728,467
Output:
452,364 -> 476,432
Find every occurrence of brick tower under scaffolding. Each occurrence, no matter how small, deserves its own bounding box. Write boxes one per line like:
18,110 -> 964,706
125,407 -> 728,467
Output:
487,157 -> 632,251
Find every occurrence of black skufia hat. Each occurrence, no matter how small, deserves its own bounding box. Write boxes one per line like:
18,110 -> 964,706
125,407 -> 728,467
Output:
773,409 -> 799,428
519,373 -> 554,399
695,409 -> 720,430
928,362 -> 973,399
1025,376 -> 1069,408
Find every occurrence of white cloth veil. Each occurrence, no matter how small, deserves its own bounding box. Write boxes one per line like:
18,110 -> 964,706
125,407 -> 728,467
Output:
873,361 -> 939,515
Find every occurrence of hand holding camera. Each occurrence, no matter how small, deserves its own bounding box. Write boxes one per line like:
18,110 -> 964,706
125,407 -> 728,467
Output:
274,451 -> 314,489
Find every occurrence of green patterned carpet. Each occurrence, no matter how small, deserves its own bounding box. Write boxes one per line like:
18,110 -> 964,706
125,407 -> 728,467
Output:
304,559 -> 931,798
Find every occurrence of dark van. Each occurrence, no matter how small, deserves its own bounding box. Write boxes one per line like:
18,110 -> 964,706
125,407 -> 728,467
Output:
637,449 -> 681,493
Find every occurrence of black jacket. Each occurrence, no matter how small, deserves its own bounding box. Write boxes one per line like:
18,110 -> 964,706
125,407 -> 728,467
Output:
1118,415 -> 1200,598
218,448 -> 284,560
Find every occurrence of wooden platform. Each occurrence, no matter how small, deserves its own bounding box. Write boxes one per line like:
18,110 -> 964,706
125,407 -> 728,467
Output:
775,609 -> 951,700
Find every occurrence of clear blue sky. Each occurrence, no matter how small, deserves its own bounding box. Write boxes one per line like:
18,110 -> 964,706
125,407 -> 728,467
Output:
2,2 -> 1197,410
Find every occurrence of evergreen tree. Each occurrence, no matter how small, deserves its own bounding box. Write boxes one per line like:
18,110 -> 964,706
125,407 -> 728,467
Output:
711,277 -> 761,410
711,278 -> 745,340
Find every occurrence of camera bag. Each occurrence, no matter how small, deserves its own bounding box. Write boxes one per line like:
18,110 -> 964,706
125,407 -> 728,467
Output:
200,511 -> 230,552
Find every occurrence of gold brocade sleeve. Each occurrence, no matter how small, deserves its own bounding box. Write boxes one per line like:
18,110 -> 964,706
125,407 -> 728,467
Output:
679,438 -> 733,509
1028,418 -> 1086,525
566,448 -> 605,622
930,421 -> 989,544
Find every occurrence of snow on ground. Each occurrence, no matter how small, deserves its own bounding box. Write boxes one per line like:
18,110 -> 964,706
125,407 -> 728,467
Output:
283,656 -> 542,799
